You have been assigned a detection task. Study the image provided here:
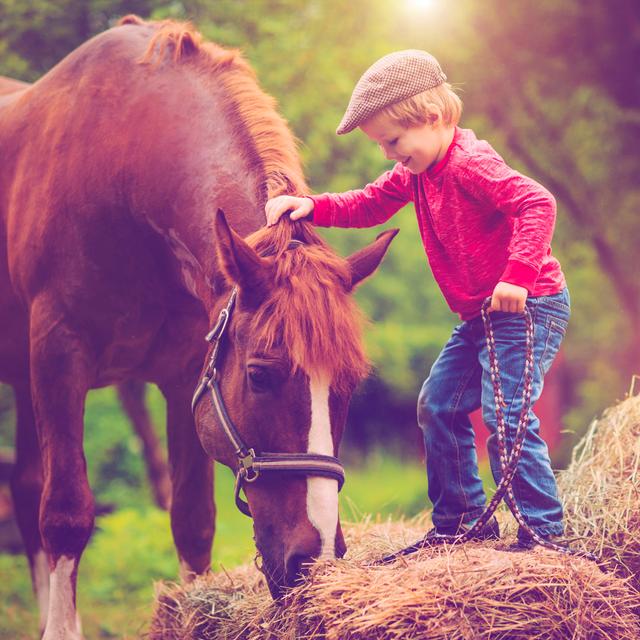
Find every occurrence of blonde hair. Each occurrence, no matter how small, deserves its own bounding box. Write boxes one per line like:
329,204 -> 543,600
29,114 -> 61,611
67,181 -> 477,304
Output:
378,83 -> 463,128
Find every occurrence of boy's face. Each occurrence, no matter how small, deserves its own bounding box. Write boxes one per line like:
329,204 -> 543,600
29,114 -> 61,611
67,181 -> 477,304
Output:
360,112 -> 453,174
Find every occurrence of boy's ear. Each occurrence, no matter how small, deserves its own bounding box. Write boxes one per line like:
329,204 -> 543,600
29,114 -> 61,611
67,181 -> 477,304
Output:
426,110 -> 440,125
346,228 -> 399,290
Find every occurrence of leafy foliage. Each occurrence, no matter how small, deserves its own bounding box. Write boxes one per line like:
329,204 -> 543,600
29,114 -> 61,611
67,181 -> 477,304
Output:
0,0 -> 637,481
1,6 -> 635,635
0,433 -> 440,638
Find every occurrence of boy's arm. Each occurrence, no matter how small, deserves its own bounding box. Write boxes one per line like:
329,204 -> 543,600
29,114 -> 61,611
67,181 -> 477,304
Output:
310,163 -> 412,228
460,155 -> 557,293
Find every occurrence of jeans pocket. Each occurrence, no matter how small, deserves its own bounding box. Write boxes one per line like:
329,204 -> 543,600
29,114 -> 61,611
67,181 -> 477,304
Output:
538,319 -> 565,377
545,315 -> 568,336
531,290 -> 571,321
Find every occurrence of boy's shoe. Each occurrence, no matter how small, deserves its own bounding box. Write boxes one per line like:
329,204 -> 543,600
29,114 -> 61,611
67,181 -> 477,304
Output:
422,516 -> 501,545
511,528 -> 567,552
377,516 -> 500,564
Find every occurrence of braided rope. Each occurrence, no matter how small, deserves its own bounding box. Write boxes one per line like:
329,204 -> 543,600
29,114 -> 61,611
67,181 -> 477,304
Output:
376,298 -> 598,564
481,300 -> 595,561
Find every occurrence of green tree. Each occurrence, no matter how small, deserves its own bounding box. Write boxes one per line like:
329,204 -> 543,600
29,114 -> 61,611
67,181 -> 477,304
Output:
362,0 -> 639,439
454,0 -> 639,434
0,0 -> 167,79
1,0 -> 636,450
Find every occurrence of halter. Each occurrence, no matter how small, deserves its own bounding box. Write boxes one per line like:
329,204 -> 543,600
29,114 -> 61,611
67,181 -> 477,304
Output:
191,241 -> 346,517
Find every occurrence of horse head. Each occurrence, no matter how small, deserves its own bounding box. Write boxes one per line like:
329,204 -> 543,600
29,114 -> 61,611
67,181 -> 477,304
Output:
193,210 -> 397,598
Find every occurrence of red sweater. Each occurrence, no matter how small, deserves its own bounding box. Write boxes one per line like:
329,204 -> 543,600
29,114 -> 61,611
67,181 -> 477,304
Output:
310,127 -> 566,320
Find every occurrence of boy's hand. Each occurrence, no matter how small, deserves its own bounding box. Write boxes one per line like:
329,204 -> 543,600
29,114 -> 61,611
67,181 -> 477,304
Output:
265,195 -> 314,227
489,282 -> 528,313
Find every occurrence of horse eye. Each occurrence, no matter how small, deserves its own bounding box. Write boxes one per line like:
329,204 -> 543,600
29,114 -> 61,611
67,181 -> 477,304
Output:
247,365 -> 271,390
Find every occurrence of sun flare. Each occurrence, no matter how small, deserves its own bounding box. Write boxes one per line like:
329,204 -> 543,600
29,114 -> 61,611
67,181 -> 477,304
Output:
406,0 -> 437,11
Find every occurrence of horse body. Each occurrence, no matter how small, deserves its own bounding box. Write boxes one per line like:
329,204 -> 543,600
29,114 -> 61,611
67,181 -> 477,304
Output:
0,18 -> 396,639
0,75 -> 196,516
0,77 -> 29,383
0,76 -> 29,96
1,24 -> 260,360
0,28 -> 224,637
0,76 -> 173,510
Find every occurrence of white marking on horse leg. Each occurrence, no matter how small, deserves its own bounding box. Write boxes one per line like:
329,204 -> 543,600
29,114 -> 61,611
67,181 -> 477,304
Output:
76,610 -> 83,636
32,550 -> 50,633
306,372 -> 339,560
42,556 -> 83,640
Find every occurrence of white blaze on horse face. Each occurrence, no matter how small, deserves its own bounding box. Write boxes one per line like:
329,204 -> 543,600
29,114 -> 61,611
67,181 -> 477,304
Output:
43,555 -> 83,640
306,371 -> 339,560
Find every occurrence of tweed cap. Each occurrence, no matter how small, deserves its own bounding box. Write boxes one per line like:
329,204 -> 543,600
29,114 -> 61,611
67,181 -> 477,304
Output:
336,50 -> 447,135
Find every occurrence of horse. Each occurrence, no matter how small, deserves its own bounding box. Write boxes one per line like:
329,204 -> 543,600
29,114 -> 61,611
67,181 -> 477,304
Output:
0,76 -> 30,96
1,73 -> 172,511
0,15 -> 397,638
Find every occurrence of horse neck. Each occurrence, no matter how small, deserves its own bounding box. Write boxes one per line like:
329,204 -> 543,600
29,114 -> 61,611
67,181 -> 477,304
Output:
129,72 -> 288,315
140,148 -> 266,315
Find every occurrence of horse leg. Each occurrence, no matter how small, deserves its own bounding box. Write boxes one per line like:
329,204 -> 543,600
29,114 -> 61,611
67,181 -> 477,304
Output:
161,382 -> 214,581
9,379 -> 50,634
29,299 -> 94,640
117,380 -> 171,510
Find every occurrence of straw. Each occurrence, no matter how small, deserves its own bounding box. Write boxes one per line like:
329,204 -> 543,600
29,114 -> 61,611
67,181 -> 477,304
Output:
149,395 -> 640,639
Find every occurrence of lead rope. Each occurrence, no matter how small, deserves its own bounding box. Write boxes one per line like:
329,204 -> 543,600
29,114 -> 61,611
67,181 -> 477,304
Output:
481,299 -> 596,561
376,298 -> 598,565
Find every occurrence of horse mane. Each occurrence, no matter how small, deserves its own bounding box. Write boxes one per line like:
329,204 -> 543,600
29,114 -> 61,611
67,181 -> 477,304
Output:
118,17 -> 364,389
118,15 -> 308,201
245,221 -> 370,392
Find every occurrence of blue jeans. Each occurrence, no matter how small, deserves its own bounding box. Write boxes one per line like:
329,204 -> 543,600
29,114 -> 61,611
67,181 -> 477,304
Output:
417,289 -> 570,536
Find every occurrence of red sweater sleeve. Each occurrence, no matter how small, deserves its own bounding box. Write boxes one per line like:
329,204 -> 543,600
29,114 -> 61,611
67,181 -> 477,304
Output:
458,155 -> 557,293
309,163 -> 412,228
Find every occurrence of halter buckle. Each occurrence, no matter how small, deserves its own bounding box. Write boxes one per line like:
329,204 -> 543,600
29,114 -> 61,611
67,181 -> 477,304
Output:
240,448 -> 259,482
205,308 -> 230,343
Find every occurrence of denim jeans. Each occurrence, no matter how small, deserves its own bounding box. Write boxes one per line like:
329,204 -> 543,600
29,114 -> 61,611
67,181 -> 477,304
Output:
417,288 -> 570,536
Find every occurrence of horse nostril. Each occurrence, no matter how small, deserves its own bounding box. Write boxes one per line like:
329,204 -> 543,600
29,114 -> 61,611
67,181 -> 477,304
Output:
285,552 -> 314,586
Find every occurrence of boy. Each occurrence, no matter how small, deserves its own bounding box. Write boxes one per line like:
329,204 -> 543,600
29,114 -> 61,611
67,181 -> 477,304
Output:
265,50 -> 569,548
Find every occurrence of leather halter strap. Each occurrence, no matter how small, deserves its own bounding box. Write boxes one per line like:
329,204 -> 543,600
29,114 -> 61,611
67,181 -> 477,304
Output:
191,240 -> 346,517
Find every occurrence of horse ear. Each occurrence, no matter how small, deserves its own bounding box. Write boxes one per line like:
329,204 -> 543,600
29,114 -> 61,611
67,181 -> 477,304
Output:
346,228 -> 399,290
214,209 -> 273,307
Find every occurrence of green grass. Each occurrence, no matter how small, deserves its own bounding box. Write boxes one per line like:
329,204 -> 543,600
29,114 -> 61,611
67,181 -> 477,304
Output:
0,386 -> 495,639
0,455 -> 497,640
0,459 -> 425,639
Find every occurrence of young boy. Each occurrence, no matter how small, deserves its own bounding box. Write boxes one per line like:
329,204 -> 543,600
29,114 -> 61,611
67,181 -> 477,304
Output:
265,50 -> 569,548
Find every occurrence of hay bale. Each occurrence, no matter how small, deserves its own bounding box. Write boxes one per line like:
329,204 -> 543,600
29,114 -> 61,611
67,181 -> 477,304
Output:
149,395 -> 640,639
149,518 -> 640,639
557,393 -> 640,584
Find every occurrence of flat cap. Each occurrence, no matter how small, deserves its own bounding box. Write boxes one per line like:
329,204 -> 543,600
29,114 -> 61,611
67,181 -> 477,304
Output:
336,50 -> 447,135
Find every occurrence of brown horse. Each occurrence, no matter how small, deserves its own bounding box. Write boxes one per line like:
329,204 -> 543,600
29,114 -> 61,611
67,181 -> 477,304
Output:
0,15 -> 396,638
1,75 -> 172,512
0,76 -> 30,96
